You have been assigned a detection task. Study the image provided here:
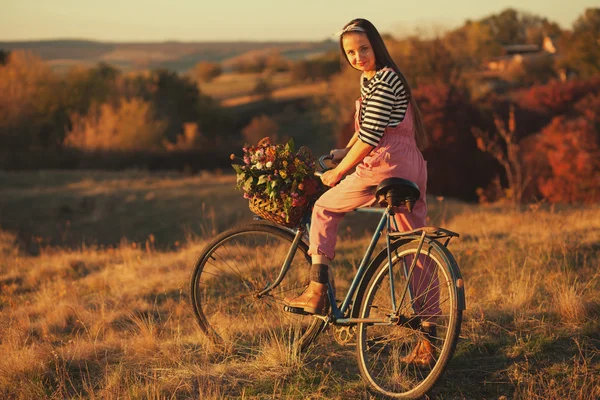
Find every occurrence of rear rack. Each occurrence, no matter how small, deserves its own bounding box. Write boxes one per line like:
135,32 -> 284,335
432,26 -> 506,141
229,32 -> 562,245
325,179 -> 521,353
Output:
389,226 -> 460,240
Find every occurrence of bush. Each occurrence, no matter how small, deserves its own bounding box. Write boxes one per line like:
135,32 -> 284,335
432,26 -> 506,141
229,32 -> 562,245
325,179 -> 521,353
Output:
191,61 -> 222,83
64,97 -> 167,151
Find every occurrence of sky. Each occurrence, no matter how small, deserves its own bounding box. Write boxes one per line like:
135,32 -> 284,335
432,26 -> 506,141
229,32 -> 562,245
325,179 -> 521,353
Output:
1,0 -> 598,42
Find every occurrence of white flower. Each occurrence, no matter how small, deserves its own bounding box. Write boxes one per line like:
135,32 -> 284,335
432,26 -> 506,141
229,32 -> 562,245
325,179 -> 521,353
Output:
256,162 -> 264,170
266,161 -> 273,168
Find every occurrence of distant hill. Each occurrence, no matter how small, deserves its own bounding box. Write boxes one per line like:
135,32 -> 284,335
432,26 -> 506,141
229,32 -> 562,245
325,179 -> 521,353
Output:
0,39 -> 338,73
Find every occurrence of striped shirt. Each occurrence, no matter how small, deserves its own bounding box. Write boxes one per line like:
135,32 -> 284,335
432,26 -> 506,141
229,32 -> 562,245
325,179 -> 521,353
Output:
358,68 -> 409,147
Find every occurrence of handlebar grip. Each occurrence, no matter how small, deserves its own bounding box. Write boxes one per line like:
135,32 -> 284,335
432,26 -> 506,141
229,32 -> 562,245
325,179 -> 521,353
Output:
315,154 -> 333,177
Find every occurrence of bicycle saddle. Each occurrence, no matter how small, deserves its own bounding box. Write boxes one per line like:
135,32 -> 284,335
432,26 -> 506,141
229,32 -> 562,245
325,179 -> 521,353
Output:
375,178 -> 420,212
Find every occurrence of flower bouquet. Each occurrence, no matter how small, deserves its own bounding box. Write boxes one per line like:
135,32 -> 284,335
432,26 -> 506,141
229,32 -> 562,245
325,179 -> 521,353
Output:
231,137 -> 321,227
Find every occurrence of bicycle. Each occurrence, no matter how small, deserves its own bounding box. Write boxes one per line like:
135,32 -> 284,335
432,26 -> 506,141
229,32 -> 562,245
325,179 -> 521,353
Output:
189,155 -> 466,399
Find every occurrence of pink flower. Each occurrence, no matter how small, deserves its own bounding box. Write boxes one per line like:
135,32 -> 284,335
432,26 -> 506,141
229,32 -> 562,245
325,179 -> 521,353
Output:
292,197 -> 307,207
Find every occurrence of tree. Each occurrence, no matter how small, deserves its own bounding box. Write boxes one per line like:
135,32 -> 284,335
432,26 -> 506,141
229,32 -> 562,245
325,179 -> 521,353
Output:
63,62 -> 120,115
472,106 -> 529,207
0,50 -> 61,150
526,116 -> 600,203
480,8 -> 551,45
191,61 -> 222,83
126,69 -> 202,143
241,115 -> 279,145
444,20 -> 503,67
560,8 -> 600,78
0,49 -> 9,65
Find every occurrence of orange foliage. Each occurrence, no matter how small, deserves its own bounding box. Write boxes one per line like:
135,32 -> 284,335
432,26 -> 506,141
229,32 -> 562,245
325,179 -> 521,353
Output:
515,75 -> 600,115
527,116 -> 600,203
0,51 -> 59,149
64,98 -> 167,151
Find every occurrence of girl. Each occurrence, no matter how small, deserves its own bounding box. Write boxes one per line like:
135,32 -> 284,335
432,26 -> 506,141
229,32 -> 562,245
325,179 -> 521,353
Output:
286,18 -> 436,365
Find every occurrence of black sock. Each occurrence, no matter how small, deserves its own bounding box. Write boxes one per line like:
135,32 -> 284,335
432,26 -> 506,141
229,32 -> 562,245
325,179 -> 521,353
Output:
310,264 -> 329,284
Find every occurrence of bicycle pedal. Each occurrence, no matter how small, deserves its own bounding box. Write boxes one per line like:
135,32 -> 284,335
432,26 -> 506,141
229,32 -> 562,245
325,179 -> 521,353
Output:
283,305 -> 310,315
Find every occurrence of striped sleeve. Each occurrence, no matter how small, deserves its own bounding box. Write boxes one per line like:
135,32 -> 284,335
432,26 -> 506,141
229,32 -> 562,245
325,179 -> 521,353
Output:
358,79 -> 395,147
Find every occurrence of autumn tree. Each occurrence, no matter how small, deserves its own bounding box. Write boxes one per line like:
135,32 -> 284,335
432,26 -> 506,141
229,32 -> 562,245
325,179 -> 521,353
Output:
191,61 -> 222,83
479,8 -> 554,45
242,115 -> 279,145
559,8 -> 600,78
472,106 -> 529,207
164,122 -> 205,151
64,97 -> 167,151
444,21 -> 503,68
0,51 -> 61,150
63,62 -> 120,115
526,116 -> 599,203
125,69 -> 204,143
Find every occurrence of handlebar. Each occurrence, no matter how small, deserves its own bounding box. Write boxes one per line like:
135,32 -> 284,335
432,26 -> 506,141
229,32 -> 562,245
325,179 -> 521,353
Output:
315,154 -> 334,177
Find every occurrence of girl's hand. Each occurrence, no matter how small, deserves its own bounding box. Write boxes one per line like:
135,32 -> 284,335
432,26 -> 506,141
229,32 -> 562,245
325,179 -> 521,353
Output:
330,148 -> 349,163
320,168 -> 343,187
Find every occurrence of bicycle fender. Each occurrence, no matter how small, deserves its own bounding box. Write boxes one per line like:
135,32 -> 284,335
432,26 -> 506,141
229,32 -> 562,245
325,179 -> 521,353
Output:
427,239 -> 466,311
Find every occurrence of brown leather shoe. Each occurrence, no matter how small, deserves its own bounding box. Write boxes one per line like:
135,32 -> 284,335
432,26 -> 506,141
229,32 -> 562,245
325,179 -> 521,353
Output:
401,338 -> 436,367
285,280 -> 328,315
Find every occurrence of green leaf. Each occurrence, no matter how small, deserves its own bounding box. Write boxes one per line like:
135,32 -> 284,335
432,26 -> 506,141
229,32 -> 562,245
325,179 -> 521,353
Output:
285,138 -> 295,153
243,176 -> 254,192
232,164 -> 243,174
257,175 -> 269,186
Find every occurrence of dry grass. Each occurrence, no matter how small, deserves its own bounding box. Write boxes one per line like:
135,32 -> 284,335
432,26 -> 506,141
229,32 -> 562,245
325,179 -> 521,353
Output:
1,171 -> 599,398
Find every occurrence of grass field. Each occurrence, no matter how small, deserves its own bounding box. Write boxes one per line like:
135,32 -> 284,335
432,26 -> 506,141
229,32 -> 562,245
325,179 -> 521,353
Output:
1,170 -> 599,399
200,72 -> 328,108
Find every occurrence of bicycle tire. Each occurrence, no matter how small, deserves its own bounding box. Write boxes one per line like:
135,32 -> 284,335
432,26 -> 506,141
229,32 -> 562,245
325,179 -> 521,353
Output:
356,240 -> 462,398
189,222 -> 324,356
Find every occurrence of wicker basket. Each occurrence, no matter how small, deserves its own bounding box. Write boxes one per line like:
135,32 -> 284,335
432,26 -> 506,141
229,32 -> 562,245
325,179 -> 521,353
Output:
249,197 -> 307,228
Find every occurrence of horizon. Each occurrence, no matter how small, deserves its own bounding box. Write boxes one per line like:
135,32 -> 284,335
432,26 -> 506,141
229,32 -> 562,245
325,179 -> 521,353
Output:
1,1 -> 598,43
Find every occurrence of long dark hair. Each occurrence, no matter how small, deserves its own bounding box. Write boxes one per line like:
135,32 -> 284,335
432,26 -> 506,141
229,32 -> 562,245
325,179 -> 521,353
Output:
339,18 -> 428,149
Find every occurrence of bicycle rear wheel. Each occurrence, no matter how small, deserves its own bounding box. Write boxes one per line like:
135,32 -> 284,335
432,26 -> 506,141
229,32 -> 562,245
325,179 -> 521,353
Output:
189,222 -> 323,356
356,240 -> 462,399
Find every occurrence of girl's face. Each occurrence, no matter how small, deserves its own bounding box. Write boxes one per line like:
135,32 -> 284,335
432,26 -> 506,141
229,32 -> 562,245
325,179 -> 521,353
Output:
342,32 -> 376,76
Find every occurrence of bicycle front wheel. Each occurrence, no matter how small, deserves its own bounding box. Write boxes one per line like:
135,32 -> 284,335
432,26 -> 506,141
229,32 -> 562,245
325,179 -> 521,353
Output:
356,240 -> 462,399
189,222 -> 323,356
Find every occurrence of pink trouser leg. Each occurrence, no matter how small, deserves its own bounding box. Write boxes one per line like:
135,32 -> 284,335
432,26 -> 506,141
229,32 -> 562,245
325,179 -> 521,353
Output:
308,173 -> 379,260
403,254 -> 441,323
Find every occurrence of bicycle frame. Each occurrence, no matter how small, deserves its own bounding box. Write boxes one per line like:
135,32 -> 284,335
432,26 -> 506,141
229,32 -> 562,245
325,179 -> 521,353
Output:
263,204 -> 426,326
327,205 -> 398,323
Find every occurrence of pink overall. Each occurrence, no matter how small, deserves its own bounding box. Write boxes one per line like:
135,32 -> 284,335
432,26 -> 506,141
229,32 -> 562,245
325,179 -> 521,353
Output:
309,97 -> 440,320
